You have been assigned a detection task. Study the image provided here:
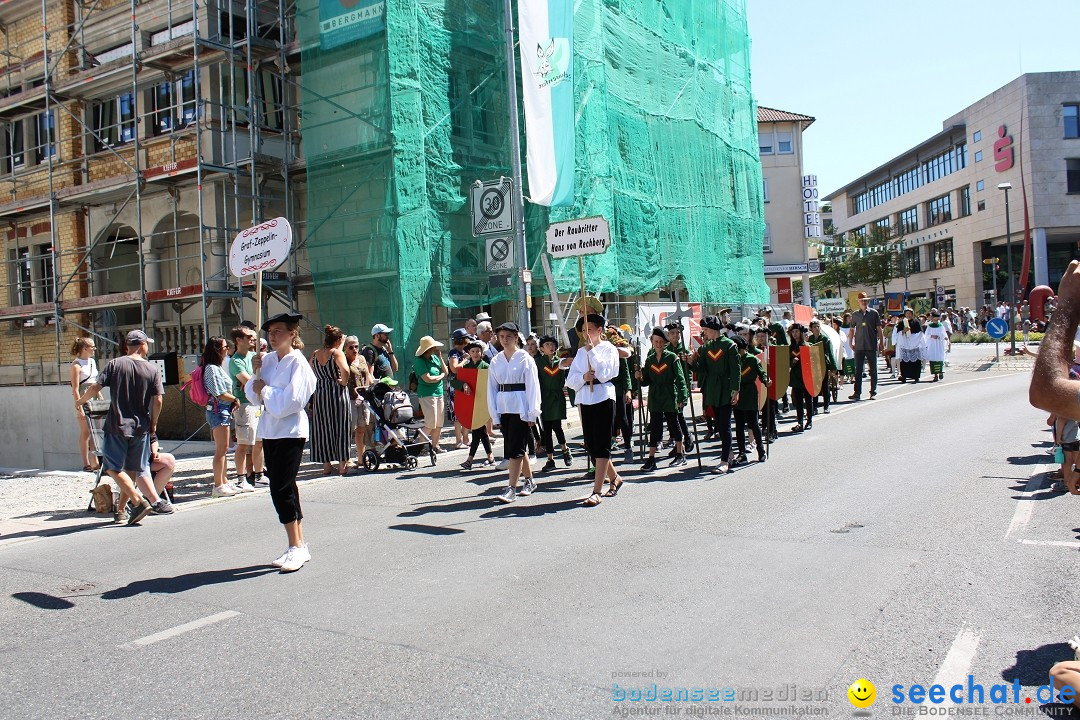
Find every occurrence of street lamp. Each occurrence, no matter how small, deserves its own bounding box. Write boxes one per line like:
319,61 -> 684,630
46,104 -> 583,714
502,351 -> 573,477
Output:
997,182 -> 1015,355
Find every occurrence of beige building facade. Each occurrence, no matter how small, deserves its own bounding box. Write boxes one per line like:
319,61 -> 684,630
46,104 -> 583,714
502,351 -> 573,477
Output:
826,72 -> 1080,310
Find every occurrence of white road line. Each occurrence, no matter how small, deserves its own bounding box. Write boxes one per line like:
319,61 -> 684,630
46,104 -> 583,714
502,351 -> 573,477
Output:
932,627 -> 981,705
126,610 -> 241,648
1005,464 -> 1049,539
1019,539 -> 1080,548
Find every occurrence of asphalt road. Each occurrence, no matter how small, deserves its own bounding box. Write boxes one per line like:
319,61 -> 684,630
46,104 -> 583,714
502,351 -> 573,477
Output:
2,346 -> 1076,718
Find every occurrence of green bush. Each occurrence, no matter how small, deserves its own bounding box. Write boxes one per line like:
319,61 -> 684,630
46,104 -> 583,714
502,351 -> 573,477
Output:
951,331 -> 1042,344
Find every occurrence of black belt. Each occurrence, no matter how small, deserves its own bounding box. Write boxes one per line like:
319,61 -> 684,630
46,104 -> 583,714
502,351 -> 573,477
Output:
498,383 -> 526,392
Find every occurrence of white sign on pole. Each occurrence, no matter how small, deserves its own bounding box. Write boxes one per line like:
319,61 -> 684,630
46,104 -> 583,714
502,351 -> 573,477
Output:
815,298 -> 846,314
546,216 -> 611,258
485,235 -> 514,272
228,217 -> 293,277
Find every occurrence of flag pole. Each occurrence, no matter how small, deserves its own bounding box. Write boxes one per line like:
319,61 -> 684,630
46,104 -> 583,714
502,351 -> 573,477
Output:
502,0 -> 531,334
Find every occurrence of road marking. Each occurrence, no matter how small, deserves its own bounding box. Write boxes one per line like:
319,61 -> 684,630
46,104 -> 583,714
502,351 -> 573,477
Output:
1019,539 -> 1080,548
825,371 -> 1024,419
1005,464 -> 1049,539
932,627 -> 981,705
126,610 -> 241,647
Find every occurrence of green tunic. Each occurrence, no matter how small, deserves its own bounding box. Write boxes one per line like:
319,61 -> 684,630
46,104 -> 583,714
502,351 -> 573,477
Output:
692,335 -> 740,407
640,348 -> 687,413
807,333 -> 837,371
788,340 -> 808,391
768,322 -> 789,346
736,354 -> 767,413
535,354 -> 567,421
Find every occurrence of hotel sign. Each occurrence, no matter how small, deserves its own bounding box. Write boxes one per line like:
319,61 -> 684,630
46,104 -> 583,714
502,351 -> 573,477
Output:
802,175 -> 822,238
765,261 -> 822,275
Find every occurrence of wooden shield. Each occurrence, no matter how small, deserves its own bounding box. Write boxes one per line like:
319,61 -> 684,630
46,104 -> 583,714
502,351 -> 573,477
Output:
801,344 -> 826,397
767,346 -> 789,401
453,367 -> 491,430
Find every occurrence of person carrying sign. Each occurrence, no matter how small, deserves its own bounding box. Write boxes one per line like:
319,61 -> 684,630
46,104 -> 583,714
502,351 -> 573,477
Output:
637,327 -> 688,471
691,315 -> 741,474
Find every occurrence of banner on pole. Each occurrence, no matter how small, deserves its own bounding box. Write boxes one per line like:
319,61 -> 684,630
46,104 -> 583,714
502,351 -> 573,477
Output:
518,0 -> 574,206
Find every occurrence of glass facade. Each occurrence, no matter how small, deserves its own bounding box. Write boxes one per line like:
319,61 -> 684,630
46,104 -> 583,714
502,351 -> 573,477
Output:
929,239 -> 954,270
851,142 -> 967,215
927,194 -> 951,226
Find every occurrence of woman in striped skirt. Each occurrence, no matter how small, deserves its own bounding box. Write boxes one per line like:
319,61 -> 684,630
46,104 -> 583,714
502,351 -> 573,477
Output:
310,324 -> 352,475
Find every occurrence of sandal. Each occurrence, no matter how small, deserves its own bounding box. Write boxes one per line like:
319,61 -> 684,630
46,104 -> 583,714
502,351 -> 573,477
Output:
583,493 -> 602,506
603,478 -> 623,497
1047,469 -> 1064,480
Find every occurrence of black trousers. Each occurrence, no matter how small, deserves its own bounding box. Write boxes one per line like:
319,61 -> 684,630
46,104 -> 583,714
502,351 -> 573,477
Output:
469,426 -> 491,457
612,392 -> 632,447
813,375 -> 830,414
792,385 -> 813,425
541,418 -> 566,451
580,400 -> 615,459
648,410 -> 682,448
734,408 -> 762,455
262,437 -> 305,525
761,400 -> 777,438
706,404 -> 733,461
854,350 -> 878,395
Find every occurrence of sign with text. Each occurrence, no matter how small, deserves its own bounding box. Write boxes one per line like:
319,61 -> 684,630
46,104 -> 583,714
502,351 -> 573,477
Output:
228,217 -> 293,277
470,178 -> 515,237
546,216 -> 611,258
815,298 -> 845,314
319,0 -> 385,50
802,175 -> 822,239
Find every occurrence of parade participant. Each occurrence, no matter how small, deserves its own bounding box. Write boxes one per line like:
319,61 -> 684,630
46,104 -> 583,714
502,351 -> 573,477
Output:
787,324 -> 812,432
924,310 -> 949,381
837,314 -> 855,384
849,292 -> 884,400
807,319 -> 837,416
447,328 -> 471,449
764,311 -> 790,412
691,315 -> 740,474
566,313 -> 624,506
607,324 -> 634,452
637,327 -> 688,471
535,335 -> 573,472
893,307 -> 924,383
732,335 -> 767,465
486,322 -> 542,503
752,327 -> 777,443
248,311 -> 318,573
455,339 -> 495,470
664,322 -> 695,453
69,337 -> 99,472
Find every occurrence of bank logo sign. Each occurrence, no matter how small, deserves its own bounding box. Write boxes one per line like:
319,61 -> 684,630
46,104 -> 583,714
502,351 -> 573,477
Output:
320,0 -> 385,49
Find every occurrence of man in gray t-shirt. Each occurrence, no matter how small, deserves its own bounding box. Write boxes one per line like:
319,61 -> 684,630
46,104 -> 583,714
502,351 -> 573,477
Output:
848,292 -> 884,400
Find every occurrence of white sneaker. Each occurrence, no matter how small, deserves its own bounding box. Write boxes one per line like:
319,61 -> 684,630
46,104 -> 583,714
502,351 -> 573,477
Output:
271,547 -> 291,567
235,480 -> 255,493
211,484 -> 239,498
278,545 -> 310,572
518,477 -> 536,497
253,474 -> 270,487
496,459 -> 509,471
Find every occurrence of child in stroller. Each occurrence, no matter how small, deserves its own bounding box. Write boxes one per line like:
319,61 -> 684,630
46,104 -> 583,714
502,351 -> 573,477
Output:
358,377 -> 437,471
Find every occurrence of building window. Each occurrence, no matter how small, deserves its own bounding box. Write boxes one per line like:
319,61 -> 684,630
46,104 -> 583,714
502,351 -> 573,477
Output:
257,71 -> 283,131
973,130 -> 982,143
959,186 -> 971,217
927,194 -> 951,226
850,142 -> 966,215
758,132 -> 773,155
776,132 -> 792,154
873,217 -> 891,236
762,178 -> 769,203
902,247 -> 921,275
36,243 -> 54,303
977,200 -> 986,211
152,71 -> 196,135
1065,104 -> 1079,139
762,222 -> 772,253
976,180 -> 984,191
929,239 -> 954,270
974,150 -> 983,163
2,120 -> 24,173
92,93 -> 136,150
1068,159 -> 1080,194
9,248 -> 32,305
898,206 -> 918,234
33,111 -> 55,163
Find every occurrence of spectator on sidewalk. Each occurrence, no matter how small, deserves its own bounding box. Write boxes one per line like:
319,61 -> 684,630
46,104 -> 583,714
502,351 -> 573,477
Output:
69,337 -> 100,472
138,434 -> 176,515
201,336 -> 242,497
414,335 -> 447,453
229,326 -> 264,488
75,329 -> 161,526
362,323 -> 399,380
344,335 -> 376,469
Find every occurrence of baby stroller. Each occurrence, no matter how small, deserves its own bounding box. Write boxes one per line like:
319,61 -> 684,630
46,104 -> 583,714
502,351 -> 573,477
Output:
358,378 -> 437,472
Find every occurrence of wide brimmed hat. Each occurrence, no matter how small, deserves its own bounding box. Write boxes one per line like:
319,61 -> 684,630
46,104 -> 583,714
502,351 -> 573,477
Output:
701,315 -> 724,331
475,312 -> 492,322
414,336 -> 444,356
262,311 -> 303,331
538,335 -> 558,348
451,328 -> 470,342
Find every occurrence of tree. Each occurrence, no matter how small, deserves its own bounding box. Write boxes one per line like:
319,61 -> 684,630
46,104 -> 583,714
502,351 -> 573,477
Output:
849,227 -> 899,297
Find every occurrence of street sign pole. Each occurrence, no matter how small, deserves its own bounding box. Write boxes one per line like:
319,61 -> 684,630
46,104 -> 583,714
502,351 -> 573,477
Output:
502,0 -> 531,334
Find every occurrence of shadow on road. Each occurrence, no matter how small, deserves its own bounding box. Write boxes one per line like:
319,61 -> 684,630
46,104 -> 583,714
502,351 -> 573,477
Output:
1001,642 -> 1074,687
11,591 -> 75,610
480,497 -> 591,519
1007,455 -> 1050,466
101,565 -> 277,599
388,523 -> 465,536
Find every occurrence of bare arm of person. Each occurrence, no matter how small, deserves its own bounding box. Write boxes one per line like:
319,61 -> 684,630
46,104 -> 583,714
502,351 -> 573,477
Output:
1030,260 -> 1080,418
333,349 -> 350,386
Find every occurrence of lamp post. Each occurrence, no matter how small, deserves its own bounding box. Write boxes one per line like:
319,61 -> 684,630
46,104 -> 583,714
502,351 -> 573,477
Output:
997,182 -> 1015,355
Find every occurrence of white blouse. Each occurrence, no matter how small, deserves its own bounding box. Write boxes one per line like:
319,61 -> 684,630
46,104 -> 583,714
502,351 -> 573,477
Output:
486,349 -> 542,423
245,349 -> 317,440
566,339 -> 619,406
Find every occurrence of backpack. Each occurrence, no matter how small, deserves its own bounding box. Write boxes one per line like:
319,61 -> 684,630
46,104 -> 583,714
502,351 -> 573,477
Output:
182,365 -> 211,408
381,388 -> 413,425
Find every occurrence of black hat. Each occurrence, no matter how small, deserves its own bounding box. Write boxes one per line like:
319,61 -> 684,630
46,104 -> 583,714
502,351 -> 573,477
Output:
239,320 -> 257,331
788,323 -> 806,334
464,338 -> 485,352
663,321 -> 682,331
494,321 -> 519,334
538,335 -> 558,348
651,327 -> 667,342
731,335 -> 748,350
575,313 -> 607,331
451,328 -> 470,342
701,315 -> 724,331
261,311 -> 303,331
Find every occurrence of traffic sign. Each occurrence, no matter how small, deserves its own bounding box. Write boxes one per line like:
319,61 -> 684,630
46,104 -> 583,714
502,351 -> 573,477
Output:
485,235 -> 514,272
470,178 -> 515,237
986,317 -> 1008,340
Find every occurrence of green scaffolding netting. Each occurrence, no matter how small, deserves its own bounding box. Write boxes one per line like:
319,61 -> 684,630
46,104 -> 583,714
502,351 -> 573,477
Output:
298,0 -> 767,351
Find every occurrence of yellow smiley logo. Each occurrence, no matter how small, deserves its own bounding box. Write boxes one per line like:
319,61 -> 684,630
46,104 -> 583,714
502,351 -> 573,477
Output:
847,678 -> 876,708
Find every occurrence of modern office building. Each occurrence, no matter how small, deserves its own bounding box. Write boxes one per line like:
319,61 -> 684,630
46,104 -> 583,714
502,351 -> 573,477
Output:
826,71 -> 1080,309
758,106 -> 820,305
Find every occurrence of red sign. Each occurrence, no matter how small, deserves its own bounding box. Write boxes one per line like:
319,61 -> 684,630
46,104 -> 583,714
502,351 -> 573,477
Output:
777,277 -> 792,304
994,124 -> 1014,172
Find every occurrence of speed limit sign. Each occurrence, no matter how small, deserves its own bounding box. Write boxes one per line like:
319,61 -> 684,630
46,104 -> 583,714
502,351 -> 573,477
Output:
470,178 -> 515,237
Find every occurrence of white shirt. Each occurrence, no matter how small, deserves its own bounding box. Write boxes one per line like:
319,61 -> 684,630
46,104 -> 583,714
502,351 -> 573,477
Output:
245,348 -> 317,440
566,339 -> 619,406
486,349 -> 542,423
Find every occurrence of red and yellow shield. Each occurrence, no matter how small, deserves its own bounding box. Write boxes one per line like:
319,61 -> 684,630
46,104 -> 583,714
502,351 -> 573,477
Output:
453,367 -> 491,430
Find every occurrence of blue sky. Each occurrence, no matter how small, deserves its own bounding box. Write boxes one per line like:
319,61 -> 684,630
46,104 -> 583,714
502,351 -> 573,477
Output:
746,0 -> 1080,197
